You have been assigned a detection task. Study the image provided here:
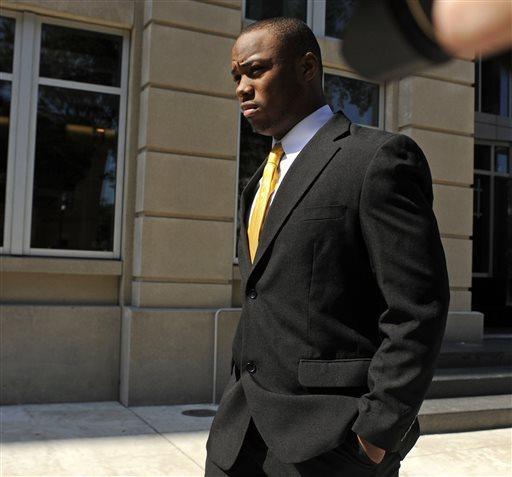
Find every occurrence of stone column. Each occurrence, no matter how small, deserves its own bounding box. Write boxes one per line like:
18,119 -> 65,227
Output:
121,0 -> 242,405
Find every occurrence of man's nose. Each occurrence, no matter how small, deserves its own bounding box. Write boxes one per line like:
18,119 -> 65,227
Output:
236,76 -> 253,100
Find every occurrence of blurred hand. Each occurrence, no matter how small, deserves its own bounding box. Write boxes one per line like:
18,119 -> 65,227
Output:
432,0 -> 512,59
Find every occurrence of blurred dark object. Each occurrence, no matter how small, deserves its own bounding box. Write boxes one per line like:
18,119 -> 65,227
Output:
342,0 -> 452,81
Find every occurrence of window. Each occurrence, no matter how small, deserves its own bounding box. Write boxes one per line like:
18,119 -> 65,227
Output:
475,51 -> 512,117
243,0 -> 357,39
472,142 -> 512,319
0,11 -> 128,258
473,143 -> 512,286
244,0 -> 307,22
323,70 -> 381,127
495,146 -> 510,174
324,0 -> 356,39
0,15 -> 15,248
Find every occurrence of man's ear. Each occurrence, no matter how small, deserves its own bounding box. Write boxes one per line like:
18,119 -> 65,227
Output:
301,52 -> 321,83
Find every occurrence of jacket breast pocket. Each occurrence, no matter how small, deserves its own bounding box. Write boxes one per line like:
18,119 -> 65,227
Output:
292,204 -> 347,222
298,358 -> 371,388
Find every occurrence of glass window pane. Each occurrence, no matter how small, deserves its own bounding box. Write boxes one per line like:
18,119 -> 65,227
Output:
245,0 -> 307,21
325,0 -> 356,39
236,114 -> 272,256
31,85 -> 119,251
473,174 -> 491,274
495,146 -> 510,174
474,144 -> 491,170
0,16 -> 15,73
0,80 -> 11,246
481,51 -> 511,116
39,23 -> 122,87
324,73 -> 379,127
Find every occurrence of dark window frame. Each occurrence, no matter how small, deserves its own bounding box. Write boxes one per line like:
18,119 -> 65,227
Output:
474,52 -> 512,117
473,141 -> 512,278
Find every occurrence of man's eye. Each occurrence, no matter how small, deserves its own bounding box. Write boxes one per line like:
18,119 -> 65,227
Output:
251,68 -> 263,76
233,75 -> 241,83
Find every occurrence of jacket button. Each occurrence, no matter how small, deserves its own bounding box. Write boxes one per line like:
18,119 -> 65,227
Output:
245,361 -> 257,374
248,289 -> 257,299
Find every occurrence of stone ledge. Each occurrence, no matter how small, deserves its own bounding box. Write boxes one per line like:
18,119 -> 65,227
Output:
0,255 -> 122,276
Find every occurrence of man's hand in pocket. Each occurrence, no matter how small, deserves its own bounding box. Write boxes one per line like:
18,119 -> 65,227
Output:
356,435 -> 386,464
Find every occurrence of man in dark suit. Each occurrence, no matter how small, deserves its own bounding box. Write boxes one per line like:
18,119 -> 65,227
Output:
205,17 -> 450,477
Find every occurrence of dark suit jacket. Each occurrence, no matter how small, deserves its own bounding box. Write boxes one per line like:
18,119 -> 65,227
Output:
206,111 -> 450,468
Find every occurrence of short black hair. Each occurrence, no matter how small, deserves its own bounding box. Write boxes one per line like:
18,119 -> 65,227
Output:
240,17 -> 323,77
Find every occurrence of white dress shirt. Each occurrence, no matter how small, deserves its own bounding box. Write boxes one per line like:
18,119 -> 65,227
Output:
248,104 -> 334,225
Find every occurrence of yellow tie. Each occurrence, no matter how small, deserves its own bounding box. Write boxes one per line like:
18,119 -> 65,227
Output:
247,143 -> 284,263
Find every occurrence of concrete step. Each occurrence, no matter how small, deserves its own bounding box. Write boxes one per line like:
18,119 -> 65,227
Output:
437,338 -> 512,369
418,394 -> 512,434
426,366 -> 512,398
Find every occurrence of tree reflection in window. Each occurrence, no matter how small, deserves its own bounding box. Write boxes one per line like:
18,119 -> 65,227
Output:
324,73 -> 379,127
325,0 -> 356,39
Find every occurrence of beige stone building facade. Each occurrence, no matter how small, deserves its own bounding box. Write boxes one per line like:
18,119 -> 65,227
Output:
0,0 -> 509,406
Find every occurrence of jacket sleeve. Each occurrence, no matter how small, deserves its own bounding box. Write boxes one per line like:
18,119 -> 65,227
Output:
351,133 -> 450,452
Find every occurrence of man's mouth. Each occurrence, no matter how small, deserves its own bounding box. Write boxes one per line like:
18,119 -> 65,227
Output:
241,103 -> 260,118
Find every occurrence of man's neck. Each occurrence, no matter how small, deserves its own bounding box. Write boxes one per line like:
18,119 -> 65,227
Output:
273,101 -> 328,141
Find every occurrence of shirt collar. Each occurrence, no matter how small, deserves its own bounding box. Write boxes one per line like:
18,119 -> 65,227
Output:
272,104 -> 334,156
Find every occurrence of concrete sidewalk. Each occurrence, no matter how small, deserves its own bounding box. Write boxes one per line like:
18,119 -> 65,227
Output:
1,402 -> 510,476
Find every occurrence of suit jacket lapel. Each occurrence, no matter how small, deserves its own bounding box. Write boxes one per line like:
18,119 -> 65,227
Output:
238,111 -> 351,284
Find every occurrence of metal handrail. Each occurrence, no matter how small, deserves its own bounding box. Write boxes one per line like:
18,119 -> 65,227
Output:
212,307 -> 242,404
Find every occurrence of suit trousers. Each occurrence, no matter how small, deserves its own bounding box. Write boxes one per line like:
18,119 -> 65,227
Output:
205,417 -> 401,477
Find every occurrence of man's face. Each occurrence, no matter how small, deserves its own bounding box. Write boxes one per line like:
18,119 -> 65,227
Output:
231,29 -> 303,139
